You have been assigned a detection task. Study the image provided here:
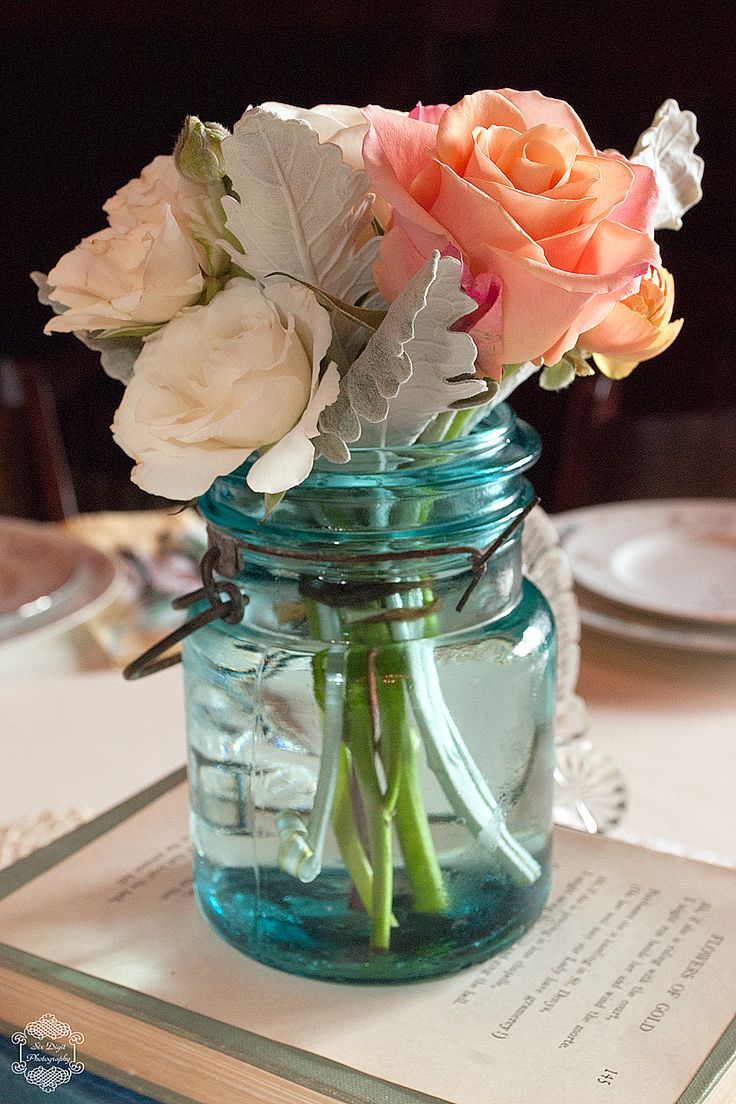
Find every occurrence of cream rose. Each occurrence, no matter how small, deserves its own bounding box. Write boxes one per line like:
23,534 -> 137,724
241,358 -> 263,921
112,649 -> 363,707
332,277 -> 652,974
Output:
103,155 -> 189,231
105,153 -> 228,275
44,207 -> 204,334
112,277 -> 338,500
260,102 -> 368,171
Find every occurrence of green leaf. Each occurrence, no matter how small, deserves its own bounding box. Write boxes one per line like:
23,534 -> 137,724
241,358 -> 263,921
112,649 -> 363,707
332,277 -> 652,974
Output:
539,358 -> 576,391
263,490 -> 286,518
96,324 -> 164,339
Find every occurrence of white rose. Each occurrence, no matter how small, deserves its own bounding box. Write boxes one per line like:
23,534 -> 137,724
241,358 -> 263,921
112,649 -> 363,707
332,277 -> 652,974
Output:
103,155 -> 186,230
260,102 -> 368,171
104,153 -> 227,274
112,277 -> 339,500
44,207 -> 204,334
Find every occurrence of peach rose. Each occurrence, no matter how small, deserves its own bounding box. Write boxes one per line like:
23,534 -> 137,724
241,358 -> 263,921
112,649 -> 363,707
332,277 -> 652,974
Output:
579,265 -> 683,379
363,90 -> 661,375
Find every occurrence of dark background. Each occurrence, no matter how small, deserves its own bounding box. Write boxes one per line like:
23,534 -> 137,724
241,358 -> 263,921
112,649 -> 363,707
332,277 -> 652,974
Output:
2,0 -> 733,515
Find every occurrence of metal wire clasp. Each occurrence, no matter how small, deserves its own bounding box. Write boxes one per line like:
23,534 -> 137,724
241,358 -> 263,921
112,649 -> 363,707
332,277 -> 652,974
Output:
455,494 -> 539,612
122,546 -> 247,680
123,495 -> 539,679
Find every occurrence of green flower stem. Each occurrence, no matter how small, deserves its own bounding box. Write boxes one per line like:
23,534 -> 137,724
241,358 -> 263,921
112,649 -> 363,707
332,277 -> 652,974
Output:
417,410 -> 455,444
382,590 -> 540,888
352,619 -> 448,918
276,645 -> 346,883
443,407 -> 478,441
403,641 -> 540,886
374,652 -> 448,913
344,649 -> 395,951
331,744 -> 396,923
306,606 -> 386,920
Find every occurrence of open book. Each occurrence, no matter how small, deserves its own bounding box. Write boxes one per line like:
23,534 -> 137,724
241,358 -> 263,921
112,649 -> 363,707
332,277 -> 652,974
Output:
0,770 -> 734,1104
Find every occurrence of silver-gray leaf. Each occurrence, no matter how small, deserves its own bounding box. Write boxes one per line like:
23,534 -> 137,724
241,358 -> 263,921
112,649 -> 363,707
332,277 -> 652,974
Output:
317,252 -> 487,455
221,109 -> 379,304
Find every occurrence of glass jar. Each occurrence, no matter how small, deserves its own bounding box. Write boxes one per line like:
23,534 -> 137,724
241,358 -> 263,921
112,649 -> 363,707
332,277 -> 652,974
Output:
183,405 -> 556,983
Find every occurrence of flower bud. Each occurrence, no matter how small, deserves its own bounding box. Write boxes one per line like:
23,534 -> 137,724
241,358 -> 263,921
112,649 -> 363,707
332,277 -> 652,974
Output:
580,266 -> 683,379
174,116 -> 229,183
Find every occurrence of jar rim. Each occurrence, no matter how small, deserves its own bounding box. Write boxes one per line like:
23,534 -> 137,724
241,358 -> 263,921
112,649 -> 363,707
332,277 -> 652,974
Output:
197,403 -> 539,587
208,403 -> 539,498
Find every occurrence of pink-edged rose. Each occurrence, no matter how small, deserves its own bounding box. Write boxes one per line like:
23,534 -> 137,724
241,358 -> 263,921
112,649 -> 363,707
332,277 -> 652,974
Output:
363,89 -> 661,373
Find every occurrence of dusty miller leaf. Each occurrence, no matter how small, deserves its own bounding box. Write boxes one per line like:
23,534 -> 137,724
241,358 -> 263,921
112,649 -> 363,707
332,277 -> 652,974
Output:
220,109 -> 379,304
76,333 -> 142,383
317,252 -> 487,458
378,256 -> 487,444
31,270 -> 66,315
631,99 -> 704,231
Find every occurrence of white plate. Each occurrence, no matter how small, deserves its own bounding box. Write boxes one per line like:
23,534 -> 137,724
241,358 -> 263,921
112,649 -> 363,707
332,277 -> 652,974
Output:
574,586 -> 736,655
555,500 -> 736,624
0,518 -> 123,646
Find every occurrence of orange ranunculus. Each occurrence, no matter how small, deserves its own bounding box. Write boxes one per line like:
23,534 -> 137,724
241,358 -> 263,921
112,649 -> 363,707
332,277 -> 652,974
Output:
363,91 -> 660,378
580,265 -> 683,379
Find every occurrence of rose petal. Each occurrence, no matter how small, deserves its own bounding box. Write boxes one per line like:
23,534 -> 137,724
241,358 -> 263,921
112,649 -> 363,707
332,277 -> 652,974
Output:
471,218 -> 658,364
450,268 -> 503,381
373,224 -> 432,301
114,370 -> 255,500
437,91 -> 527,173
469,176 -> 598,239
409,102 -> 449,124
593,319 -> 682,378
247,364 -> 341,493
604,152 -> 659,235
580,298 -> 661,355
430,162 -> 545,260
496,89 -> 596,155
362,106 -> 443,239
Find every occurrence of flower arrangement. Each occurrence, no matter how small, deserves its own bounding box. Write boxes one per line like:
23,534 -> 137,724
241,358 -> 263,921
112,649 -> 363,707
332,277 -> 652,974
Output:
36,91 -> 702,503
37,90 -> 703,964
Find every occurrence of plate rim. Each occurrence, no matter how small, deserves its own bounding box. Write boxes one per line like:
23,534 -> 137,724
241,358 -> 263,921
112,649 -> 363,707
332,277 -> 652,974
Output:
554,498 -> 736,625
0,518 -> 125,647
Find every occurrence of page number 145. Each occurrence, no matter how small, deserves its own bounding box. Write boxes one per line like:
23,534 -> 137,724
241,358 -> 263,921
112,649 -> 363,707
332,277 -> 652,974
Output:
598,1070 -> 618,1086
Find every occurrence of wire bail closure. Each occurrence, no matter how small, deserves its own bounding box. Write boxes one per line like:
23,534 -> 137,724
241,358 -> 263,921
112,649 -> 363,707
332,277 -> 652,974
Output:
123,546 -> 247,681
123,496 -> 539,680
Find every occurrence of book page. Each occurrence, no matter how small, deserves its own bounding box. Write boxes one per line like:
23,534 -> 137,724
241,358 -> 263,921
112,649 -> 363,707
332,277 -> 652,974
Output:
0,783 -> 734,1104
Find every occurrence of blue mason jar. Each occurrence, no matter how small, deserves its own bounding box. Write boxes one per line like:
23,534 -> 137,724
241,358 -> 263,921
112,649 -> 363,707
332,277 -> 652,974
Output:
183,405 -> 556,983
